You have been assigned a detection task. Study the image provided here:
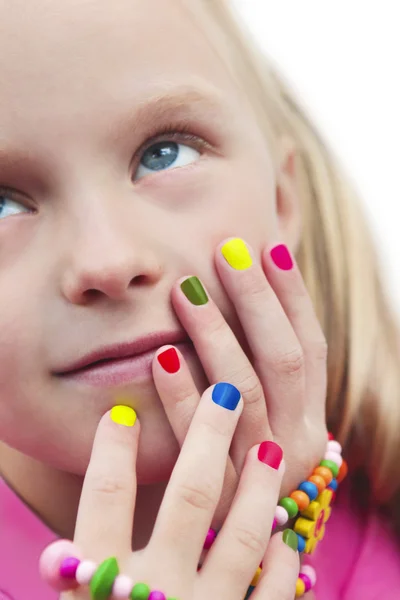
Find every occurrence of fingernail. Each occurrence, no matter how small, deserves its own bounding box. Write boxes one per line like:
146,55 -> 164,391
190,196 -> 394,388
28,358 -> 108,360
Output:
180,276 -> 208,305
270,244 -> 293,270
157,347 -> 180,374
258,441 -> 283,470
212,382 -> 241,410
110,405 -> 137,427
282,529 -> 298,552
221,238 -> 253,270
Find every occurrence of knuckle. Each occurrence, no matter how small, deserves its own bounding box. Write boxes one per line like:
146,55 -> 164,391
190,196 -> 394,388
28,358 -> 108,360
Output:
177,482 -> 217,513
233,368 -> 263,407
232,524 -> 266,556
88,472 -> 128,499
271,346 -> 305,378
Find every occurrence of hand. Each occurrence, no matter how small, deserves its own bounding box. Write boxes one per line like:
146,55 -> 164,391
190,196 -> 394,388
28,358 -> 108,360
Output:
41,383 -> 299,600
157,238 -> 328,530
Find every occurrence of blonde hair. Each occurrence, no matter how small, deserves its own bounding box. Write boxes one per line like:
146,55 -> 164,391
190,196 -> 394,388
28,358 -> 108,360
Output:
201,0 -> 400,523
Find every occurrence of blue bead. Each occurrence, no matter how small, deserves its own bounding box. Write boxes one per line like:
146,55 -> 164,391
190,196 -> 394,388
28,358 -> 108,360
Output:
298,481 -> 318,501
244,585 -> 256,600
296,534 -> 306,552
328,478 -> 338,491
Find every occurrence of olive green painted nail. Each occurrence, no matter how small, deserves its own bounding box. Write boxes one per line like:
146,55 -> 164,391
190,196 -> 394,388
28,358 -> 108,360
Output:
180,276 -> 208,305
282,528 -> 298,552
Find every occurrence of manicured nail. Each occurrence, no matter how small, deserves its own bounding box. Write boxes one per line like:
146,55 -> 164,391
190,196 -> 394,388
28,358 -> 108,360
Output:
282,529 -> 298,552
221,238 -> 253,270
258,441 -> 283,470
110,405 -> 137,427
270,244 -> 293,270
180,276 -> 208,305
157,347 -> 180,373
212,382 -> 241,410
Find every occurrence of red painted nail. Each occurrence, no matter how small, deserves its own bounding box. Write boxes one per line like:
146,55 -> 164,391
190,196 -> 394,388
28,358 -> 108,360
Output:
258,441 -> 283,470
157,347 -> 180,373
270,244 -> 293,270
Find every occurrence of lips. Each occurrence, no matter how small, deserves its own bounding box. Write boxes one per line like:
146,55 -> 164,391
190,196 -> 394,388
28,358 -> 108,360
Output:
53,331 -> 190,386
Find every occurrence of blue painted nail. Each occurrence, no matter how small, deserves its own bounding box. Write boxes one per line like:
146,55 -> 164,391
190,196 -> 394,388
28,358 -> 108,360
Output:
212,383 -> 241,410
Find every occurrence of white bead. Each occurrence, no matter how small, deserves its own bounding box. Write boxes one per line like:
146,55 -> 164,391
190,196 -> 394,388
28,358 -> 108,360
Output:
275,505 -> 289,526
300,564 -> 317,586
112,574 -> 134,598
76,560 -> 97,585
327,440 -> 342,454
324,451 -> 343,468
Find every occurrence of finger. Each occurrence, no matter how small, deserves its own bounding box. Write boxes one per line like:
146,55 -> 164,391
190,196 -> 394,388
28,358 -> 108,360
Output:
262,243 -> 328,422
148,383 -> 243,576
198,441 -> 284,599
172,275 -> 271,471
153,345 -> 239,532
215,238 -> 305,436
74,405 -> 140,561
252,531 -> 300,600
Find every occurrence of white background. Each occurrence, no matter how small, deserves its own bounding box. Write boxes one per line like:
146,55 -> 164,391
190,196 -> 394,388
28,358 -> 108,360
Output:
233,1 -> 400,314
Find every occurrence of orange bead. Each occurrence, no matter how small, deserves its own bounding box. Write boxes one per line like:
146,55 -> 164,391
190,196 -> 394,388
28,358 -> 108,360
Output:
308,475 -> 326,494
290,490 -> 310,511
337,459 -> 348,483
313,466 -> 333,485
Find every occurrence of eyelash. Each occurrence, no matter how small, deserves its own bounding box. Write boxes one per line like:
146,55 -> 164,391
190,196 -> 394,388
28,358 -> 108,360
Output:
134,124 -> 212,165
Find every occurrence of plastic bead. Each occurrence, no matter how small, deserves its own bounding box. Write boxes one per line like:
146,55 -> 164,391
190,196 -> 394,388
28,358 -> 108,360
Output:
204,528 -> 217,549
337,459 -> 348,483
131,583 -> 151,600
300,565 -> 317,586
324,451 -> 343,468
279,497 -> 299,519
244,585 -> 255,600
149,592 -> 166,600
39,539 -> 82,592
328,432 -> 334,440
251,567 -> 262,586
299,573 -> 312,592
290,490 -> 310,511
274,505 -> 289,526
76,560 -> 97,585
308,474 -> 326,494
298,481 -> 318,501
60,557 -> 80,579
328,478 -> 338,491
313,466 -> 333,485
320,459 -> 339,478
90,557 -> 119,600
327,440 -> 342,454
272,518 -> 277,530
296,534 -> 306,552
295,577 -> 306,597
112,574 -> 134,598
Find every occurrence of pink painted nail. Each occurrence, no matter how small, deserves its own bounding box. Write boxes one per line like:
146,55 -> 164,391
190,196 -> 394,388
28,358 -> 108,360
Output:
270,244 -> 293,270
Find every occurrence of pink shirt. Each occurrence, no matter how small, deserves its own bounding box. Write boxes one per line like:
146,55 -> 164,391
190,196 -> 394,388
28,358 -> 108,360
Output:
1,477 -> 400,599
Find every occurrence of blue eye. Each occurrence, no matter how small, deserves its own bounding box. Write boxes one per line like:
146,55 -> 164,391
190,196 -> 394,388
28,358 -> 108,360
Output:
0,194 -> 30,219
134,140 -> 200,181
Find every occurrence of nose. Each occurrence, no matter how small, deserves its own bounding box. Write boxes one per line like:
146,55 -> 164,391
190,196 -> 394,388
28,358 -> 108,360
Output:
60,202 -> 164,305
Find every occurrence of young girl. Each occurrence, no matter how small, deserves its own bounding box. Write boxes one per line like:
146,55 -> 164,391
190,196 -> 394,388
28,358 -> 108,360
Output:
0,1 -> 399,599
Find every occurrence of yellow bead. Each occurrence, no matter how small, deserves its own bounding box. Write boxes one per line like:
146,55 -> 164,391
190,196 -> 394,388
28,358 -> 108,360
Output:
295,577 -> 306,596
294,516 -> 315,538
251,567 -> 262,586
301,500 -> 321,521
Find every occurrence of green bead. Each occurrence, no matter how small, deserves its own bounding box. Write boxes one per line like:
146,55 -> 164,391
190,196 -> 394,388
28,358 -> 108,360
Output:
90,557 -> 119,600
320,459 -> 339,478
130,582 -> 151,600
279,497 -> 299,519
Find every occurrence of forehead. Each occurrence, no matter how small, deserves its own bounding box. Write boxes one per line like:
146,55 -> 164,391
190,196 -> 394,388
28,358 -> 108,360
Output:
0,0 -> 236,140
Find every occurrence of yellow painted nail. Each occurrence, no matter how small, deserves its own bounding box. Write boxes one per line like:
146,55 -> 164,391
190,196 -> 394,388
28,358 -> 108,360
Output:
221,238 -> 253,270
110,405 -> 137,427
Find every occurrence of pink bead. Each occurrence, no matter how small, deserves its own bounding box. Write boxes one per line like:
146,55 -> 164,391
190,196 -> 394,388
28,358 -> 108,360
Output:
60,557 -> 80,579
324,451 -> 343,467
39,539 -> 81,592
299,573 -> 312,592
274,505 -> 289,526
76,560 -> 97,585
327,440 -> 342,454
300,565 -> 317,586
149,592 -> 166,600
112,574 -> 134,598
272,518 -> 277,530
204,528 -> 217,549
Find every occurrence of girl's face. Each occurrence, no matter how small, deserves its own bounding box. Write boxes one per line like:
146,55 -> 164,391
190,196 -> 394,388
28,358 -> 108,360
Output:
0,0 -> 291,483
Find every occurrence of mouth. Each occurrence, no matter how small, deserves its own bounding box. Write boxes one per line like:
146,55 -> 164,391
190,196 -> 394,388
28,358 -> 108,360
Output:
54,331 -> 191,387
